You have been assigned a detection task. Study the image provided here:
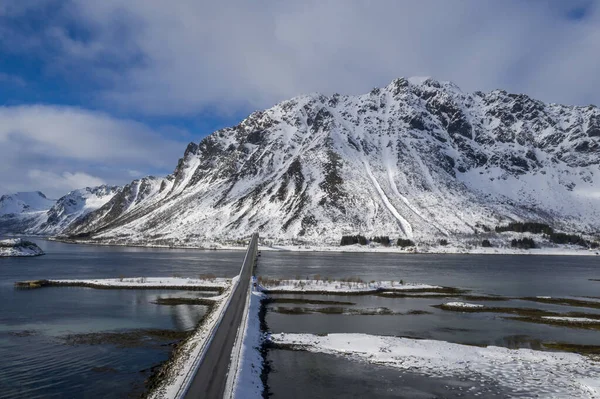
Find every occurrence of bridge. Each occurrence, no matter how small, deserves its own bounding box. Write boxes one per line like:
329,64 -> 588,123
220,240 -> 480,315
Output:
181,233 -> 259,399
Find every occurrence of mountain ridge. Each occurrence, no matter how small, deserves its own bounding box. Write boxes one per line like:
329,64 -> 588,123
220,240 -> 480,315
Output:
3,77 -> 600,247
0,186 -> 120,235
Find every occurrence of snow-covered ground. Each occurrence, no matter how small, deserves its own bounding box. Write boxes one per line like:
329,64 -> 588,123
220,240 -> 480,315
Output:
542,316 -> 600,324
261,279 -> 441,293
39,237 -> 599,256
260,243 -> 600,256
230,289 -> 266,399
0,238 -> 45,257
272,333 -> 600,398
48,277 -> 229,289
441,302 -> 484,309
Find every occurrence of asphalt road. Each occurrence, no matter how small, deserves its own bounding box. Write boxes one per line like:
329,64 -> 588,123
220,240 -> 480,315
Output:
183,233 -> 258,399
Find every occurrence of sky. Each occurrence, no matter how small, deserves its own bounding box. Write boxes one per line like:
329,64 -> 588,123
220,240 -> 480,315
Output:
1,0 -> 599,197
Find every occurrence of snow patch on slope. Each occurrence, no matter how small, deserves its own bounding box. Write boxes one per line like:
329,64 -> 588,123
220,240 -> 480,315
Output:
364,161 -> 413,238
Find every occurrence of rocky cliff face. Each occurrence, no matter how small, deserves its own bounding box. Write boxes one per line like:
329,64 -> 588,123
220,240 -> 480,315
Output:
23,77 -> 600,244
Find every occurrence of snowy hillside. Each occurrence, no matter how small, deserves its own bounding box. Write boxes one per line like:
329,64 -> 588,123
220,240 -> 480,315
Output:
40,186 -> 121,234
0,192 -> 54,216
0,238 -> 44,257
57,77 -> 600,247
0,186 -> 120,235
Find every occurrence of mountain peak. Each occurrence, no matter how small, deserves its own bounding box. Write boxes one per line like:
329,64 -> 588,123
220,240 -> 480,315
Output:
6,78 -> 600,245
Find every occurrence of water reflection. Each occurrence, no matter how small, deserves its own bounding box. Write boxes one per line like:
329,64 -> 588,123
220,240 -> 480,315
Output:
269,350 -> 514,398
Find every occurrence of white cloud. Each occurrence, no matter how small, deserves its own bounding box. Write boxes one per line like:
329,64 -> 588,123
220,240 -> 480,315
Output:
27,170 -> 106,197
0,105 -> 186,197
0,105 -> 182,166
17,0 -> 597,115
1,1 -> 599,198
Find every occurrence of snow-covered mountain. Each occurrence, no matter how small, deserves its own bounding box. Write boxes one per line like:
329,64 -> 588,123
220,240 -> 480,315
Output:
0,186 -> 120,235
0,191 -> 56,234
59,77 -> 600,246
0,191 -> 55,216
39,186 -> 121,234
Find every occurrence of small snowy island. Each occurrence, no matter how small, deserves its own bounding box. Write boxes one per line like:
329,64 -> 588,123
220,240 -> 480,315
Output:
0,238 -> 45,257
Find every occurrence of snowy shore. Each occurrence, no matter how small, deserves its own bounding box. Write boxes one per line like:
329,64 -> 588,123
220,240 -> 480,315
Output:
0,238 -> 44,257
47,277 -> 229,290
261,243 -> 600,256
47,236 -> 600,256
271,333 -> 600,398
261,279 -> 443,294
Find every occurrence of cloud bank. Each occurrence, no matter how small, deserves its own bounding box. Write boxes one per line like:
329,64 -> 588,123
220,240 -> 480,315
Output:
1,0 -> 599,197
3,0 -> 598,116
0,105 -> 184,197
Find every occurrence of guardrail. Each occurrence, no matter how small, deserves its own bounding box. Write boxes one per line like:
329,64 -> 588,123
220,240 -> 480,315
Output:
223,273 -> 254,398
174,234 -> 257,399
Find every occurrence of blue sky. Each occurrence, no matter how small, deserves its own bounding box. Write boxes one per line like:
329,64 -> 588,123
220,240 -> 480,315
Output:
1,0 -> 599,197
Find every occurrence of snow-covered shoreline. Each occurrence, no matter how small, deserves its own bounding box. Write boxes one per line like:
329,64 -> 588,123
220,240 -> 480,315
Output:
41,236 -> 600,256
0,238 -> 45,257
441,301 -> 484,309
261,279 -> 443,294
47,277 -> 229,290
271,333 -> 600,398
261,244 -> 600,256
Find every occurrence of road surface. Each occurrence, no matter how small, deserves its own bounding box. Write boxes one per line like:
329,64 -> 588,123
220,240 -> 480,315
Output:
183,233 -> 258,399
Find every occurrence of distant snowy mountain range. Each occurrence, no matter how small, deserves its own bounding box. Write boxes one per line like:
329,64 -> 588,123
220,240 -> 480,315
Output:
0,186 -> 120,235
1,77 -> 599,248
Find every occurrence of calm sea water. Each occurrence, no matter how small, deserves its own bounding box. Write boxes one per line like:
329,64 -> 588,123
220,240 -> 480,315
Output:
268,350 -> 513,398
1,239 -> 599,398
257,250 -> 600,398
0,238 -> 245,398
257,251 -> 600,297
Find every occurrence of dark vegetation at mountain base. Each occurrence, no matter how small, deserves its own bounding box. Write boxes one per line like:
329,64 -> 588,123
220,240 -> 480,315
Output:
340,235 -> 368,246
496,221 -> 598,248
397,238 -> 415,248
546,232 -> 588,247
340,235 -> 412,247
481,239 -> 492,247
511,237 -> 536,249
370,236 -> 391,246
439,239 -> 449,246
495,222 -> 553,235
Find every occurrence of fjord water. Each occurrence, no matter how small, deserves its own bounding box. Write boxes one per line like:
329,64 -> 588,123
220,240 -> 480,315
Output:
269,350 -> 513,398
1,239 -> 599,398
258,251 -> 600,297
257,251 -> 600,398
261,253 -> 600,346
0,239 -> 245,398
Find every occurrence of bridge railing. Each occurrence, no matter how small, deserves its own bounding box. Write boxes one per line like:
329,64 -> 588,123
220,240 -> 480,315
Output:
175,234 -> 258,399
